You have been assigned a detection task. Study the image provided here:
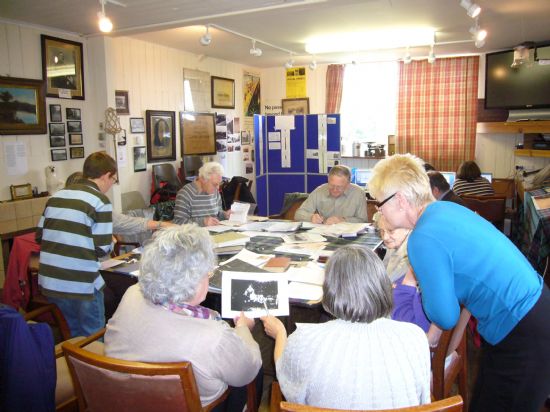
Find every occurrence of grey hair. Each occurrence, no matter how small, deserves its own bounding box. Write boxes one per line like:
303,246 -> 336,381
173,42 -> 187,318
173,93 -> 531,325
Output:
328,164 -> 351,181
139,224 -> 217,305
199,162 -> 224,180
322,245 -> 393,323
369,153 -> 435,208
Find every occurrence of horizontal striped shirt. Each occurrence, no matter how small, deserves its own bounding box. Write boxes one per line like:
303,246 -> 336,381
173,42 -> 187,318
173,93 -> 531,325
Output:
37,180 -> 113,299
452,177 -> 495,197
173,182 -> 225,226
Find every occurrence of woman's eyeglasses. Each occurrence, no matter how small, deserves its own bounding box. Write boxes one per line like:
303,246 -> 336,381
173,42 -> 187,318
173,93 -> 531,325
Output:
375,193 -> 397,210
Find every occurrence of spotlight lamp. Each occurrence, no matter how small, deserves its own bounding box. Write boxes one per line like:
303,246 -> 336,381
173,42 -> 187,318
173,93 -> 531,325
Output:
285,59 -> 294,69
460,0 -> 481,18
249,40 -> 262,57
309,60 -> 317,70
469,18 -> 487,48
200,25 -> 212,46
428,45 -> 436,64
97,0 -> 113,33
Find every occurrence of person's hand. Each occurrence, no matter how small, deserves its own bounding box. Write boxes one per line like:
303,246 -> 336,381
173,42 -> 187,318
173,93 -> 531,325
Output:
224,210 -> 233,219
204,216 -> 220,226
261,315 -> 286,340
235,311 -> 255,331
325,216 -> 344,225
311,213 -> 324,224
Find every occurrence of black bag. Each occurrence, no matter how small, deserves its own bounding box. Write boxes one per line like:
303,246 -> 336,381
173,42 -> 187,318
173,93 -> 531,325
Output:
153,200 -> 175,221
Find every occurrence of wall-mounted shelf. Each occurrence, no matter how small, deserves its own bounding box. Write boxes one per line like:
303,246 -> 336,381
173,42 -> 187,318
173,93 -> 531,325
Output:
477,121 -> 550,134
514,149 -> 550,158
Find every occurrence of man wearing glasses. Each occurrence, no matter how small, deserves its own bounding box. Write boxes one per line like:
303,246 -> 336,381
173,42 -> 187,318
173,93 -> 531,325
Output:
295,165 -> 368,224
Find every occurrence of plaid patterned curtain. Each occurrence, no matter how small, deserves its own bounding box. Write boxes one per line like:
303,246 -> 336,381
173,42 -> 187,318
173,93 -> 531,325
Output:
325,64 -> 345,114
396,56 -> 479,171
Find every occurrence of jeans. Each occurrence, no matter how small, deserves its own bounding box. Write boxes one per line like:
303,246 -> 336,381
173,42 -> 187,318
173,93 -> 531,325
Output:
47,289 -> 105,337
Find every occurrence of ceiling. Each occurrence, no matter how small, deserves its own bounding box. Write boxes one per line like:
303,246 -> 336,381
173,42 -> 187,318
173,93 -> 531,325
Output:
2,0 -> 550,68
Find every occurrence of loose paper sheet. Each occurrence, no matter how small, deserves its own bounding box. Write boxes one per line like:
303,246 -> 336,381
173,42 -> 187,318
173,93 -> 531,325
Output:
4,141 -> 28,176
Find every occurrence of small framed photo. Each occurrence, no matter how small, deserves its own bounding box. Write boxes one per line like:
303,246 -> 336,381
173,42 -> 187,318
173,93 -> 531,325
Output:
49,122 -> 65,136
130,117 -> 145,133
10,183 -> 33,201
66,107 -> 81,120
281,98 -> 310,115
211,76 -> 235,109
69,133 -> 83,145
70,146 -> 85,159
241,130 -> 251,145
115,90 -> 130,115
50,104 -> 62,122
49,135 -> 66,147
51,148 -> 67,161
133,146 -> 147,172
67,120 -> 82,133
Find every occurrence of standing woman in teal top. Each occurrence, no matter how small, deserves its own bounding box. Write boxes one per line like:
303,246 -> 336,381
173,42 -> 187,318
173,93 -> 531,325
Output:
369,154 -> 550,412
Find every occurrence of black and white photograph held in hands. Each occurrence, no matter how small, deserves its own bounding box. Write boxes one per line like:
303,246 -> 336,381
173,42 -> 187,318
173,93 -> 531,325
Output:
221,271 -> 289,318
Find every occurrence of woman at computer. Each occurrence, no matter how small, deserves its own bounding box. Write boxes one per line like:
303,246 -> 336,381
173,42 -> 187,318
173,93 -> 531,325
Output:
452,160 -> 495,196
261,245 -> 431,410
368,153 -> 550,412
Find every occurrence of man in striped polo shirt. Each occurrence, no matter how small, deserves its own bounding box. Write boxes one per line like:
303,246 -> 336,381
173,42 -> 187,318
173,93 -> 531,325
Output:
173,162 -> 230,226
37,151 -> 117,337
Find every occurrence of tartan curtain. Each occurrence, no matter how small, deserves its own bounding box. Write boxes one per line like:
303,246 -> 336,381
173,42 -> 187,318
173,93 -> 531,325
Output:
325,64 -> 345,114
396,56 -> 479,171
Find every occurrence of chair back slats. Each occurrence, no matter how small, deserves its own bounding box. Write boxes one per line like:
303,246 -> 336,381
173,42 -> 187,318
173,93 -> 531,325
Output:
461,195 -> 506,231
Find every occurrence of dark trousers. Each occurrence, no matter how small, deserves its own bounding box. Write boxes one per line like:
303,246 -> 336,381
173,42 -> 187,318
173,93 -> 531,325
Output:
212,367 -> 264,412
470,285 -> 550,412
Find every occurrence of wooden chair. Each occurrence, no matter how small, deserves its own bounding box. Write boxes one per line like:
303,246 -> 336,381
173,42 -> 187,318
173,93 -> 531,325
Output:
430,309 -> 471,412
62,329 -> 257,412
460,195 -> 507,231
269,194 -> 308,220
279,395 -> 463,412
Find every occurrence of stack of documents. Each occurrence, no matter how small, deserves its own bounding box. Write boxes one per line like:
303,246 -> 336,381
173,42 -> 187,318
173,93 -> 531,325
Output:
211,231 -> 250,248
308,222 -> 370,237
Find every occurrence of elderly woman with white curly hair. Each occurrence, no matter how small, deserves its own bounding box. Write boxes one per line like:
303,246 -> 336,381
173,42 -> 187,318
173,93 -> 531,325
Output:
104,225 -> 262,410
173,161 -> 230,226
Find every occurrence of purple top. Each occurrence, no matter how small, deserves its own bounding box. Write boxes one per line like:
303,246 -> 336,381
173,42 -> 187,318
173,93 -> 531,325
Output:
391,275 -> 431,332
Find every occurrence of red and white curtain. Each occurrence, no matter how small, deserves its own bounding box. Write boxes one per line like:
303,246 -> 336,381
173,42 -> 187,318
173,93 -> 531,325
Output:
325,64 -> 345,114
396,56 -> 479,172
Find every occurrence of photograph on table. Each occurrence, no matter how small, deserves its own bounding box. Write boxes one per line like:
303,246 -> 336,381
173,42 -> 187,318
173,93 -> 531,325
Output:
146,110 -> 176,162
41,35 -> 84,99
69,133 -> 82,145
70,146 -> 84,159
0,76 -> 47,135
51,148 -> 67,161
49,104 -> 62,122
221,271 -> 289,318
66,107 -> 81,120
67,120 -> 82,133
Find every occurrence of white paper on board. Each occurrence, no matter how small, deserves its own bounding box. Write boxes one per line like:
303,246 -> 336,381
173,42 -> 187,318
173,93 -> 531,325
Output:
4,141 -> 28,176
58,88 -> 71,99
117,146 -> 128,167
269,142 -> 281,150
327,151 -> 340,159
268,131 -> 281,142
318,115 -> 328,173
274,115 -> 295,130
327,116 -> 337,124
306,149 -> 319,159
281,130 -> 291,168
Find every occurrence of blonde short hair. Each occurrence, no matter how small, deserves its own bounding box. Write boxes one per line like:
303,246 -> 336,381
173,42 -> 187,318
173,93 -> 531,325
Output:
369,154 -> 434,208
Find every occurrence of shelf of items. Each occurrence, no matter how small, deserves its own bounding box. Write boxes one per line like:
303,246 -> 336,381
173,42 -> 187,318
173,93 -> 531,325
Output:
514,149 -> 550,158
477,121 -> 550,134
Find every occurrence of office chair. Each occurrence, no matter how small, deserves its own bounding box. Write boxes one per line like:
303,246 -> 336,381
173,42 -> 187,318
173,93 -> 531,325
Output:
460,195 -> 507,232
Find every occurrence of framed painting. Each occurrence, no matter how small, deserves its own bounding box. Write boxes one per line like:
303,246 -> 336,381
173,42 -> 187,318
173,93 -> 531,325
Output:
10,183 -> 33,200
281,97 -> 310,115
69,133 -> 82,145
180,111 -> 216,156
51,148 -> 67,161
49,122 -> 65,136
130,117 -> 145,133
145,110 -> 176,163
49,134 -> 66,147
211,76 -> 235,109
115,90 -> 130,115
66,107 -> 81,120
67,120 -> 82,133
70,146 -> 85,159
49,104 -> 62,122
0,76 -> 46,135
41,35 -> 85,99
133,146 -> 147,172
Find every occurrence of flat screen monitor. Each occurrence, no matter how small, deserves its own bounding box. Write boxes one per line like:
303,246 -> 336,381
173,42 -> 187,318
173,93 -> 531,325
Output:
481,172 -> 493,183
440,171 -> 456,187
354,169 -> 373,187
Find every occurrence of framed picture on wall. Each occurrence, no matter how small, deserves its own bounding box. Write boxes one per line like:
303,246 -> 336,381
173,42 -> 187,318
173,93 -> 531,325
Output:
51,148 -> 67,161
67,120 -> 82,133
50,104 -> 62,122
66,107 -> 81,120
0,76 -> 47,135
70,146 -> 85,159
115,90 -> 130,115
41,35 -> 85,99
133,146 -> 147,172
145,110 -> 176,163
180,111 -> 216,156
130,117 -> 145,133
49,135 -> 66,147
211,76 -> 235,109
281,97 -> 310,115
69,133 -> 82,145
49,122 -> 65,136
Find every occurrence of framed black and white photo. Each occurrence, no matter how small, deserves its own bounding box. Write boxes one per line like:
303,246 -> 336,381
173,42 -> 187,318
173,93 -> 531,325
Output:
66,107 -> 81,120
115,90 -> 130,115
69,133 -> 82,145
49,122 -> 65,136
67,120 -> 81,133
49,135 -> 66,147
130,117 -> 145,133
51,148 -> 67,161
221,271 -> 289,319
49,104 -> 62,122
133,146 -> 147,172
70,146 -> 84,159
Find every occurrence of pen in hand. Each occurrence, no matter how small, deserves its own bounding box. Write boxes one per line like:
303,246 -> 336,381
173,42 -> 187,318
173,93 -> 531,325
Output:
314,209 -> 324,224
263,301 -> 270,317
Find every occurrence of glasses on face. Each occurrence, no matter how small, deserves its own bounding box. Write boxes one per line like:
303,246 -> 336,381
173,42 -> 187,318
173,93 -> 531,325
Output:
110,174 -> 118,183
328,184 -> 346,191
375,193 -> 397,210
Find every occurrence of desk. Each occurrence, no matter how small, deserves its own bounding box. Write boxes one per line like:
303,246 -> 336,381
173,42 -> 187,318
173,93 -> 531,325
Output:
521,188 -> 550,284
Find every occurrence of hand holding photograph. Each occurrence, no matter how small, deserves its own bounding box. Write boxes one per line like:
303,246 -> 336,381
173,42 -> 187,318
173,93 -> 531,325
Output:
221,271 -> 289,319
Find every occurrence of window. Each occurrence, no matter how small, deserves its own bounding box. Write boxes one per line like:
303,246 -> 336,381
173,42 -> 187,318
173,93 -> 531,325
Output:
339,62 -> 398,155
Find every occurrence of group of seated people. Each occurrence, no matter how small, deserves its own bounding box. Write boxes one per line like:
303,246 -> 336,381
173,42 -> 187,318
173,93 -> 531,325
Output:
35,152 -> 549,412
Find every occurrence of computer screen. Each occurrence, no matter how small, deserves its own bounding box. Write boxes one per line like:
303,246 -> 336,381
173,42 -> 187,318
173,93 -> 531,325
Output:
439,171 -> 456,187
481,172 -> 493,183
354,169 -> 373,187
